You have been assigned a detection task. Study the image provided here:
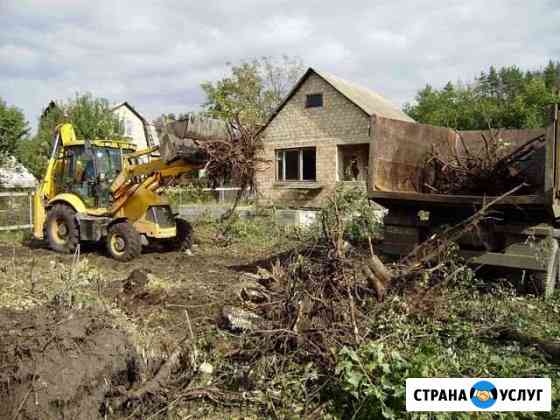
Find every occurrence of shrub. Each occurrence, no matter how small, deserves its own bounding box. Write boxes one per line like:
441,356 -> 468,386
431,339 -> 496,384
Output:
318,184 -> 383,244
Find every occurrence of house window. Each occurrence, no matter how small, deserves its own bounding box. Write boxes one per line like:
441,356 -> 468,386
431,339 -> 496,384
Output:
337,144 -> 369,182
276,148 -> 316,181
305,93 -> 323,108
124,119 -> 133,136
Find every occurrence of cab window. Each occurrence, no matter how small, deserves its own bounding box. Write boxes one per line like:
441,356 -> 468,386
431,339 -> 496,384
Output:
94,147 -> 122,181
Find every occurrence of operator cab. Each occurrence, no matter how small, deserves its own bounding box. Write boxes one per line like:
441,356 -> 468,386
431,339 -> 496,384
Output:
58,143 -> 132,208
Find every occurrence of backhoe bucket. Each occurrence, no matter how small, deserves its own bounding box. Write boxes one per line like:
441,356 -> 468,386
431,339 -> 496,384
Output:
159,115 -> 229,163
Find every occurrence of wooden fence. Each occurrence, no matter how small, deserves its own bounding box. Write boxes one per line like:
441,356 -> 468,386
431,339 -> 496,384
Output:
0,191 -> 33,231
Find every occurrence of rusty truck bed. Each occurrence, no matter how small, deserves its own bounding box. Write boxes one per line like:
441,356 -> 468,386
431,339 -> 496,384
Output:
367,114 -> 557,214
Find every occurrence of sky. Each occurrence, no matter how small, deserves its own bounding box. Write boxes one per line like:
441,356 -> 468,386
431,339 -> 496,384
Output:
1,0 -> 559,133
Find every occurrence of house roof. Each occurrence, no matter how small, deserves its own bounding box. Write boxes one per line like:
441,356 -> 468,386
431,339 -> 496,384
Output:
0,156 -> 37,189
262,67 -> 414,131
111,101 -> 148,123
315,70 -> 414,122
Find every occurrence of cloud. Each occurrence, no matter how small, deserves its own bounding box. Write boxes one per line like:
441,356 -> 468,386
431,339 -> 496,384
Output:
0,0 -> 558,131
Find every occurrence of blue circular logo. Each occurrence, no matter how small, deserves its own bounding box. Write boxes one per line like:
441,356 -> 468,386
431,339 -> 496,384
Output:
470,380 -> 498,409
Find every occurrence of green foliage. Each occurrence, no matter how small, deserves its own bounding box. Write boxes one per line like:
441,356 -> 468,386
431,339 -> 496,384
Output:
0,98 -> 30,163
318,184 -> 383,243
330,279 -> 560,419
153,112 -> 190,133
404,62 -> 560,129
16,93 -> 124,178
335,344 -> 408,419
63,93 -> 123,140
201,55 -> 304,127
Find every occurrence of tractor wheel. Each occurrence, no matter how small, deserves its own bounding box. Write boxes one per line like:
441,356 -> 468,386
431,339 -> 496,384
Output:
46,204 -> 80,254
167,218 -> 193,252
106,221 -> 142,262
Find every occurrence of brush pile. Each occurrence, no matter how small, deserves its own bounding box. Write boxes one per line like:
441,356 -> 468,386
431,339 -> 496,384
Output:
223,187 -> 489,375
422,129 -> 546,195
219,183 -> 529,400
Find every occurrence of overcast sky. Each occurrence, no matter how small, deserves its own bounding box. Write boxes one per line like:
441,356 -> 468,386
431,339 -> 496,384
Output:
1,0 -> 559,132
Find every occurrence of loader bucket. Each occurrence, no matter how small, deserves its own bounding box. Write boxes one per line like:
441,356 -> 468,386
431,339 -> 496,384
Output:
159,115 -> 230,164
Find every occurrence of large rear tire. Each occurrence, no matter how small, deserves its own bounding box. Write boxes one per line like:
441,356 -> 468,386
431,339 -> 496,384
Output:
106,221 -> 142,262
46,204 -> 79,254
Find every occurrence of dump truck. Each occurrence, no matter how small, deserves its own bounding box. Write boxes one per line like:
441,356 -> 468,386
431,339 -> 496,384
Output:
368,105 -> 560,297
33,116 -> 228,261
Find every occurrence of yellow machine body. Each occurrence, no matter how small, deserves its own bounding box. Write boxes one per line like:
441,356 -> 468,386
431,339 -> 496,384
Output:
33,123 -> 201,260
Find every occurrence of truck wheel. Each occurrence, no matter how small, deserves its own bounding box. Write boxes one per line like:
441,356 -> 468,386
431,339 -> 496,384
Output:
46,204 -> 79,254
106,222 -> 142,262
168,218 -> 193,251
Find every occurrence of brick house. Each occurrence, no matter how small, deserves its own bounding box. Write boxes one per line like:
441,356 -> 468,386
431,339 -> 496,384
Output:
256,67 -> 414,208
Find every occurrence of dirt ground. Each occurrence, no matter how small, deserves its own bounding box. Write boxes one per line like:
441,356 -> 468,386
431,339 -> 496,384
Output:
5,219 -> 557,419
0,225 -> 291,419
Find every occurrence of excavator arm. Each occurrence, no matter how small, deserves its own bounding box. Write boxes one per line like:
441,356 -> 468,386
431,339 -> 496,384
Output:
109,145 -> 203,214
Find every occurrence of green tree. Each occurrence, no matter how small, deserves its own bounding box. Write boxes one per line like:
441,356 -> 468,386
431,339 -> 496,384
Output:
64,93 -> 123,140
17,93 -> 124,178
201,55 -> 304,127
0,98 -> 30,163
404,62 -> 560,130
543,60 -> 560,91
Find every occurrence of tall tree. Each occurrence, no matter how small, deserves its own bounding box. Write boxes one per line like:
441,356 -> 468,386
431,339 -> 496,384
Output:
543,60 -> 560,91
0,98 -> 29,163
201,55 -> 304,128
404,62 -> 560,130
17,93 -> 124,178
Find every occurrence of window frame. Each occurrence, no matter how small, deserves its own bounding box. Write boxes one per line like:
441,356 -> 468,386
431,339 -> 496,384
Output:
276,147 -> 316,182
305,93 -> 323,108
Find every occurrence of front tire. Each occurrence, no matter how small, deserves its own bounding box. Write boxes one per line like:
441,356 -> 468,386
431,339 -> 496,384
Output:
106,221 -> 142,262
46,204 -> 79,254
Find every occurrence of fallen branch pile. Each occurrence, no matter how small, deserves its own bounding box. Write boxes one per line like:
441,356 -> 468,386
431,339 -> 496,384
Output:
221,185 -> 526,386
423,129 -> 545,195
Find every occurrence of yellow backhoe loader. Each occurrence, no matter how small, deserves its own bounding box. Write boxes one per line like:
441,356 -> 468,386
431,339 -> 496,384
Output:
32,122 -> 212,261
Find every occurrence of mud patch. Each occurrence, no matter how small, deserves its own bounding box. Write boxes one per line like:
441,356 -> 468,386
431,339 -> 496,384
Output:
0,305 -> 139,420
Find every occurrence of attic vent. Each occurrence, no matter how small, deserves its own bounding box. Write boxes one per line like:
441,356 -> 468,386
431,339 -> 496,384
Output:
305,93 -> 323,108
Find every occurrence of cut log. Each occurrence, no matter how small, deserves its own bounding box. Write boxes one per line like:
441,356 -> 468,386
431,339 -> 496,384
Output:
361,264 -> 386,302
366,253 -> 393,284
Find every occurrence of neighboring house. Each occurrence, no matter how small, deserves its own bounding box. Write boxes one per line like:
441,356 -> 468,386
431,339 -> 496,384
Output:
256,67 -> 414,208
0,156 -> 37,191
111,102 -> 159,150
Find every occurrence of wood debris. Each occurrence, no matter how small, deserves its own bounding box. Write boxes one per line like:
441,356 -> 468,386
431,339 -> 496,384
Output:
423,130 -> 546,195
